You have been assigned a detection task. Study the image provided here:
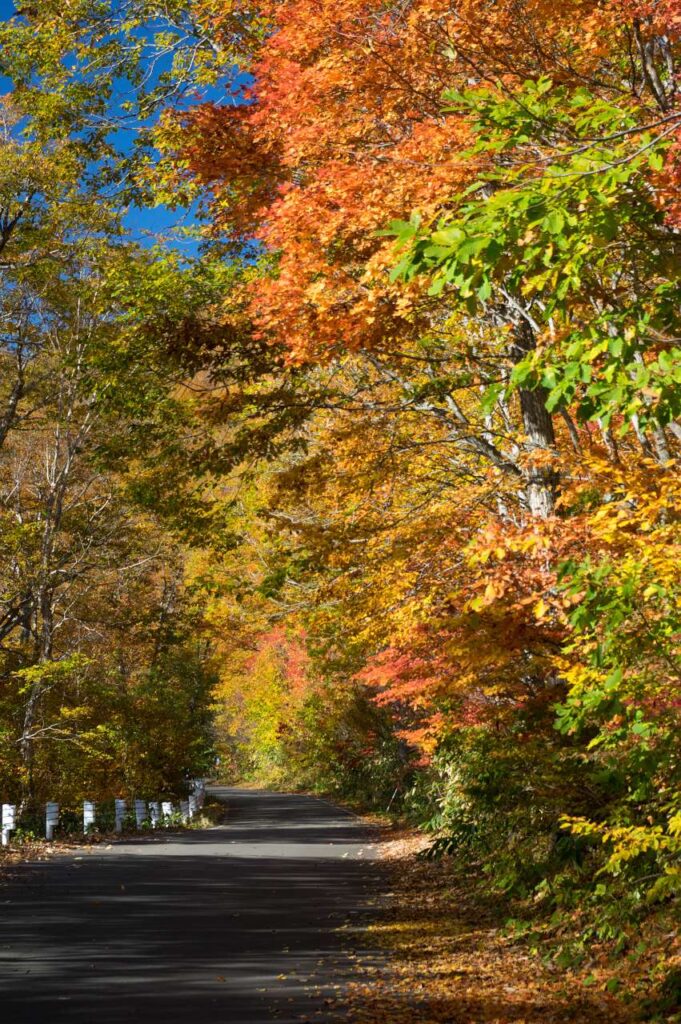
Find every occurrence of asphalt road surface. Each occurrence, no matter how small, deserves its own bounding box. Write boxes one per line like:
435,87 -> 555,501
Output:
0,787 -> 382,1023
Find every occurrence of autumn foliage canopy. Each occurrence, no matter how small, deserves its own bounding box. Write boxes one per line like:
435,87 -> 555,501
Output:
0,0 -> 679,998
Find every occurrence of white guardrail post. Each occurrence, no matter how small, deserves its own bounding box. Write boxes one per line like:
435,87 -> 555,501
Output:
1,803 -> 16,847
83,800 -> 96,833
190,778 -> 205,810
114,798 -> 126,834
1,779 -> 206,844
134,799 -> 146,829
45,802 -> 59,841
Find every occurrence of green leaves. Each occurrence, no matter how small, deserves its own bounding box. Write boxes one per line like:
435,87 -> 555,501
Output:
543,210 -> 564,236
386,76 -> 679,432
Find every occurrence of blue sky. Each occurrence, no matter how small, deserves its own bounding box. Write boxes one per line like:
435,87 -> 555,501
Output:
0,0 -> 227,251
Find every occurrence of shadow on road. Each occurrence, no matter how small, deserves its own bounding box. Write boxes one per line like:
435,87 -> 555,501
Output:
0,788 -> 383,1024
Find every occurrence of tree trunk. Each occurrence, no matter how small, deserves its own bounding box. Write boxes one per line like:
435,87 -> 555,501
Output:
510,319 -> 559,518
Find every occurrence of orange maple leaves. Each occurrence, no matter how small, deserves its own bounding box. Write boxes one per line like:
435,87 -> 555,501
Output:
177,0 -> 681,361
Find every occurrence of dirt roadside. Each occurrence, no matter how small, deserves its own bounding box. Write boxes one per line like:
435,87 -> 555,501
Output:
342,826 -> 679,1024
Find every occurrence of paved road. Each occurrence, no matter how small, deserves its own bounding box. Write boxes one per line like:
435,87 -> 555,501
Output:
0,788 -> 381,1023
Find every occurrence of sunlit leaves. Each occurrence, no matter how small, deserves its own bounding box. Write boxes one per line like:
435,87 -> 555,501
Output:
390,77 -> 680,432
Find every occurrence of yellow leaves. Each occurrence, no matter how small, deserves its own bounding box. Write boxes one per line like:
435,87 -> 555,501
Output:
562,813 -> 681,879
467,524 -> 555,569
562,664 -> 602,692
468,540 -> 507,565
469,579 -> 506,611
